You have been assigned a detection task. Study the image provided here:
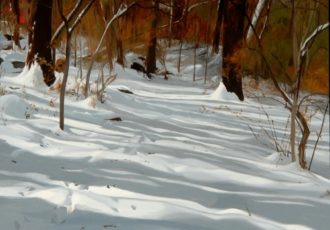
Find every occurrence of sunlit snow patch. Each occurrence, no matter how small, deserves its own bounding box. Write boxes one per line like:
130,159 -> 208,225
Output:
13,63 -> 47,89
210,82 -> 238,100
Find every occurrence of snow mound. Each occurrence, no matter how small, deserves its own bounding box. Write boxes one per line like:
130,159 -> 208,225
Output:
210,82 -> 238,100
0,32 -> 11,50
3,51 -> 25,63
14,63 -> 46,89
0,94 -> 29,120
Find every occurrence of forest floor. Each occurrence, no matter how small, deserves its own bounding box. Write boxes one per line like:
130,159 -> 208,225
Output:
0,34 -> 330,230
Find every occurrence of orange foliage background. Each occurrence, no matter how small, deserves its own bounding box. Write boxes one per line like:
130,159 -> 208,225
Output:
1,0 -> 328,94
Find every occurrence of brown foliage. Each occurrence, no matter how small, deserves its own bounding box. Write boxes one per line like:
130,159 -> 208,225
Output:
7,0 -> 325,94
302,49 -> 329,94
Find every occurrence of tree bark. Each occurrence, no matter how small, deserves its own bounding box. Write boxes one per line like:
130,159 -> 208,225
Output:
26,0 -> 55,86
113,0 -> 124,66
176,0 -> 187,73
116,37 -> 124,65
168,0 -> 174,47
57,0 -> 72,131
10,0 -> 21,48
146,0 -> 159,74
212,0 -> 224,54
221,0 -> 246,101
204,0 -> 212,83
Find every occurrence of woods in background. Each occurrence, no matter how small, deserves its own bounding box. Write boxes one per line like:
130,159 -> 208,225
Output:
0,0 -> 328,96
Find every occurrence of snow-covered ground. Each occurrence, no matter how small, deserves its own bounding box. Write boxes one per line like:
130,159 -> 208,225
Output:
0,34 -> 329,230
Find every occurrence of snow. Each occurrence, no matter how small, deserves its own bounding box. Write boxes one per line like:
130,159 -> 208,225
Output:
0,39 -> 329,230
0,94 -> 30,120
0,32 -> 11,50
14,64 -> 47,89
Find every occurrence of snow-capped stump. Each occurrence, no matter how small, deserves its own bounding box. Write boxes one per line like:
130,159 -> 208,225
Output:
14,63 -> 46,89
210,82 -> 238,101
0,94 -> 30,120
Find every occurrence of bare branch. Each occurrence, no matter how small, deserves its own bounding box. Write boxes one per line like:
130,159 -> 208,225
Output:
300,22 -> 329,57
173,1 -> 208,24
69,0 -> 95,33
247,0 -> 268,42
258,0 -> 272,39
51,0 -> 95,46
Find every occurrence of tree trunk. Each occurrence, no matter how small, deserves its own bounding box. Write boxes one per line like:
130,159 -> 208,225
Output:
26,0 -> 55,86
113,0 -> 124,66
116,37 -> 124,66
177,39 -> 183,73
212,0 -> 224,54
176,0 -> 187,74
59,31 -> 72,130
57,0 -> 72,131
146,0 -> 159,74
221,0 -> 246,101
168,0 -> 174,47
193,44 -> 197,82
290,0 -> 298,162
10,0 -> 21,48
204,0 -> 212,84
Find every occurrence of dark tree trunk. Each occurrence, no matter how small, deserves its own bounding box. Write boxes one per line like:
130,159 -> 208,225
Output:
10,0 -> 21,48
221,0 -> 246,101
212,0 -> 224,54
116,37 -> 124,65
26,0 -> 55,86
146,0 -> 159,74
112,0 -> 124,66
176,0 -> 187,73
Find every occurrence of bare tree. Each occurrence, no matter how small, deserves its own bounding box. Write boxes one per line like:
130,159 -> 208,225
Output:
245,0 -> 329,168
56,0 -> 95,130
